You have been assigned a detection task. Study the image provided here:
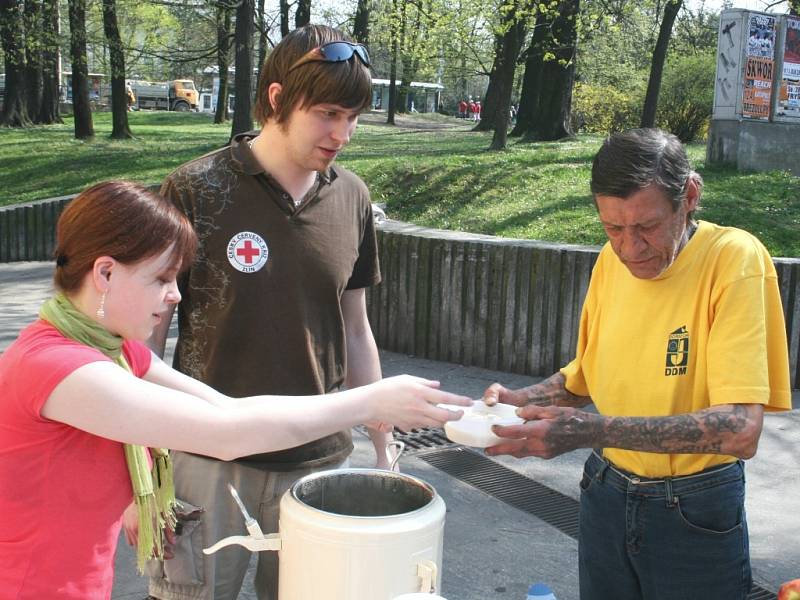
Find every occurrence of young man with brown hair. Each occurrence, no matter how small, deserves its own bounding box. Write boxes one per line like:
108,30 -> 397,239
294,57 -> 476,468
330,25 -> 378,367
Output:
146,24 -> 395,600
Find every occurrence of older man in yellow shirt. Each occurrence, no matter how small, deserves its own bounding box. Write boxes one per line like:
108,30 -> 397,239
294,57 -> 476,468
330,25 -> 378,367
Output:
484,128 -> 792,600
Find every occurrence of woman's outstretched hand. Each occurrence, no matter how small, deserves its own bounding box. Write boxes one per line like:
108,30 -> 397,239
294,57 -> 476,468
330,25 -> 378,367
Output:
367,375 -> 471,431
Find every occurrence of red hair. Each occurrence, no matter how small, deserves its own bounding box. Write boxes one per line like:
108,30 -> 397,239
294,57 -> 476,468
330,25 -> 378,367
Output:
54,181 -> 197,292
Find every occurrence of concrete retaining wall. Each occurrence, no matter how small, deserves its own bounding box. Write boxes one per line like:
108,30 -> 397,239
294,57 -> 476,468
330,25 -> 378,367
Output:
0,195 -> 72,262
2,196 -> 799,388
366,222 -> 599,377
707,119 -> 800,176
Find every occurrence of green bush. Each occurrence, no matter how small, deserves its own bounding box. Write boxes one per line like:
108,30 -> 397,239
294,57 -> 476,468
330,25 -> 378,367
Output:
571,82 -> 642,134
657,51 -> 716,143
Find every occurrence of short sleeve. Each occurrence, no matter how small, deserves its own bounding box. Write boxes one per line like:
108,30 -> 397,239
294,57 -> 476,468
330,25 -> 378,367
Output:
345,201 -> 381,290
706,250 -> 791,410
13,335 -> 113,418
160,172 -> 195,293
122,340 -> 152,378
560,295 -> 592,397
6,324 -> 154,419
560,249 -> 605,397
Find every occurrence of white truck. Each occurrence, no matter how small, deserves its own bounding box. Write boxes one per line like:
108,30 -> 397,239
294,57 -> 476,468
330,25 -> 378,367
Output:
131,79 -> 198,111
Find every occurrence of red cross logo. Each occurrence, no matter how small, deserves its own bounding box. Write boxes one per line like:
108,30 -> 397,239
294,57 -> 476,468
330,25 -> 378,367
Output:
236,240 -> 261,264
227,232 -> 269,273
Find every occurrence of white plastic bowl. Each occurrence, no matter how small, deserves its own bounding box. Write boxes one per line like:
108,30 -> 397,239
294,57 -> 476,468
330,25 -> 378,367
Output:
443,401 -> 523,448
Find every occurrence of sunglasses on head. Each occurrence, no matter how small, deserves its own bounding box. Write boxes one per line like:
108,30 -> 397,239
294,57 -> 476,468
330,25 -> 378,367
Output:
287,41 -> 371,74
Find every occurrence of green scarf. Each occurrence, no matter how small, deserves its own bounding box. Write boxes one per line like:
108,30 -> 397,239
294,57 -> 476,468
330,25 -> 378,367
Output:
39,292 -> 176,573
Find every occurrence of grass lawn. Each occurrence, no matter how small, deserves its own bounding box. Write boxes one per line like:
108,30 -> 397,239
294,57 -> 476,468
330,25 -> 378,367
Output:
2,111 -> 798,257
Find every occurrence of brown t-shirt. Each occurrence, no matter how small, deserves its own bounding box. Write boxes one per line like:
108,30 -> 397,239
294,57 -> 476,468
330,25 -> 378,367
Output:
161,132 -> 381,469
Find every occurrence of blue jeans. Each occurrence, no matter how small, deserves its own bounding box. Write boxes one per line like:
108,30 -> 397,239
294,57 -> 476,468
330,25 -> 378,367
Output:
578,451 -> 751,600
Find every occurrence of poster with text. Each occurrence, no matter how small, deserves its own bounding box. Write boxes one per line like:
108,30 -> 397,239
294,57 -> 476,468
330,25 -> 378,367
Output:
778,17 -> 800,117
743,56 -> 774,119
784,17 -> 800,79
742,14 -> 776,119
746,13 -> 776,59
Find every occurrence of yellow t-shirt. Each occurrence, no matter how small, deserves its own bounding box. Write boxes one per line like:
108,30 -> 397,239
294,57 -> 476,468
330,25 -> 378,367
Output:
561,221 -> 791,477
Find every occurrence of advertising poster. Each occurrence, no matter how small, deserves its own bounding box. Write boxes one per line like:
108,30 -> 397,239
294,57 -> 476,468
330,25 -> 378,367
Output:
743,14 -> 776,119
778,16 -> 800,117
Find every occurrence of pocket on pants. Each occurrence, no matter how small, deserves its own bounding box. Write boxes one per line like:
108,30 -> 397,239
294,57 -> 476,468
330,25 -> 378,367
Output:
579,470 -> 595,492
674,481 -> 744,535
147,498 -> 206,585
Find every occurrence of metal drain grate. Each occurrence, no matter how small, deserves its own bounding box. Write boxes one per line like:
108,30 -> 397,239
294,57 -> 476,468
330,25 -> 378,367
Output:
419,446 -> 776,600
393,427 -> 456,452
420,446 -> 580,538
353,425 -> 456,452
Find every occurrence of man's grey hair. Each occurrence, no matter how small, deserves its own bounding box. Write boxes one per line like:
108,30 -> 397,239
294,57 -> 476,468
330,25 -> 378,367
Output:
590,128 -> 703,218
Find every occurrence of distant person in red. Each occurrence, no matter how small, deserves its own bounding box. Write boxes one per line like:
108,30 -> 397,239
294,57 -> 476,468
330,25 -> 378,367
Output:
458,99 -> 467,119
474,100 -> 482,122
468,99 -> 476,120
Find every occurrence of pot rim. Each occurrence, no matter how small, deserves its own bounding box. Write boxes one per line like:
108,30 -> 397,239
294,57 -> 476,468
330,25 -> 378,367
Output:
288,467 -> 440,520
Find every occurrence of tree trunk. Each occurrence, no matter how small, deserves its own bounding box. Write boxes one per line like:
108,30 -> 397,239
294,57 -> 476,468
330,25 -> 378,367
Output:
215,2 -> 232,124
279,0 -> 288,37
231,0 -> 254,138
67,0 -> 93,139
102,0 -> 132,139
295,0 -> 310,28
489,6 -> 526,150
397,41 -> 412,112
353,0 -> 369,45
257,0 -> 267,69
0,0 -> 32,127
455,0 -> 467,100
38,0 -> 62,124
386,0 -> 400,125
23,0 -> 43,122
523,0 -> 579,141
397,3 -> 423,113
510,9 -> 548,137
472,34 -> 502,132
475,5 -> 526,134
641,0 -> 683,128
396,0 -> 408,113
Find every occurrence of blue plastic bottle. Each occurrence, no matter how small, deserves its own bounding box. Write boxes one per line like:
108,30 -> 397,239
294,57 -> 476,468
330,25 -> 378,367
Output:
527,583 -> 557,600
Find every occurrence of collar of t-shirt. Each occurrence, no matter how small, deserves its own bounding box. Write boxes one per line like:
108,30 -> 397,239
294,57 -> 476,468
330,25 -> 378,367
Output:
230,131 -> 338,211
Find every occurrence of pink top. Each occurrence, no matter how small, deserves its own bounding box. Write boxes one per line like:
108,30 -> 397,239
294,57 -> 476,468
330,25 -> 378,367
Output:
0,320 -> 151,599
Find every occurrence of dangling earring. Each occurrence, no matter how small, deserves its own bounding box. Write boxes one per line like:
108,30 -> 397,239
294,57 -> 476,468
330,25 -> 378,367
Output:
96,291 -> 107,319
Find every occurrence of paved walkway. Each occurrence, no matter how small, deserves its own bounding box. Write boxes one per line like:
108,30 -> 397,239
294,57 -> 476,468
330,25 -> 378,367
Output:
1,261 -> 798,599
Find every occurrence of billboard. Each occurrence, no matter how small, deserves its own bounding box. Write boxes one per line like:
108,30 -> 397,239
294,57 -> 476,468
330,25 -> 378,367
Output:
778,16 -> 800,118
742,13 -> 776,119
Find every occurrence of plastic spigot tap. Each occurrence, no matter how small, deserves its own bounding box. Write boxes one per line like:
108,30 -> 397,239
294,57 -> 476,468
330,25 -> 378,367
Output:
228,483 -> 264,538
202,484 -> 282,555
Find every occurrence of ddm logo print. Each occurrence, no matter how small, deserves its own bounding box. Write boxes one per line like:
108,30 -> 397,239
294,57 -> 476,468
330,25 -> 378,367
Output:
665,326 -> 689,376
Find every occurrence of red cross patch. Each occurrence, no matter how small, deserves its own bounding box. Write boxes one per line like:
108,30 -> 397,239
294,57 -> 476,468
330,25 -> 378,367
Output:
227,232 -> 269,273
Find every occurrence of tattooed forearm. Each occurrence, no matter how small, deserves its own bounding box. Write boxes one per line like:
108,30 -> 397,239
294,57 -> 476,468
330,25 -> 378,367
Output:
541,412 -> 606,457
599,404 -> 762,458
521,372 -> 592,408
491,402 -> 762,461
